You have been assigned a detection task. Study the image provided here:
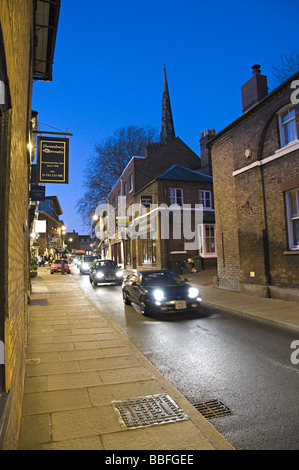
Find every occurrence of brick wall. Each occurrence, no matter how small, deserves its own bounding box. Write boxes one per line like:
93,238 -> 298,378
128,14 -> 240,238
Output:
211,132 -> 241,291
0,0 -> 34,449
211,74 -> 299,296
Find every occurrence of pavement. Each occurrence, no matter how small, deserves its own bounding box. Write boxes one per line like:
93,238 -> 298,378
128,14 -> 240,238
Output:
18,267 -> 299,450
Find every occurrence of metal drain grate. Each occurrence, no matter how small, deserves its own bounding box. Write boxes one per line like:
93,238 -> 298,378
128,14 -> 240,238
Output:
112,394 -> 189,429
192,399 -> 232,419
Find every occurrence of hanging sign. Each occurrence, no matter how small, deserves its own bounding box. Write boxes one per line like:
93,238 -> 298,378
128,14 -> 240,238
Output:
30,184 -> 45,201
37,137 -> 69,184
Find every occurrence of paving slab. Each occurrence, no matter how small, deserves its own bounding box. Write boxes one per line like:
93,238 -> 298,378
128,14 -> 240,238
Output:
18,269 -> 234,451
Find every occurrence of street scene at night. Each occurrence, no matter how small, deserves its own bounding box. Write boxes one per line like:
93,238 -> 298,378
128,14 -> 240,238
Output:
0,0 -> 299,456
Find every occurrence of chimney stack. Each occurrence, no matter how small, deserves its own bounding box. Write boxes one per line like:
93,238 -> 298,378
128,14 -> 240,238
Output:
199,129 -> 215,176
241,65 -> 268,113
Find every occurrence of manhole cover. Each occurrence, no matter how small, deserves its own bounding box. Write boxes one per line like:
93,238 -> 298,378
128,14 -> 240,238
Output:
192,399 -> 232,419
112,394 -> 189,429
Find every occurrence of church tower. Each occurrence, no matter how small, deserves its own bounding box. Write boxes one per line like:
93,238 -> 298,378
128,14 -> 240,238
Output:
160,66 -> 175,145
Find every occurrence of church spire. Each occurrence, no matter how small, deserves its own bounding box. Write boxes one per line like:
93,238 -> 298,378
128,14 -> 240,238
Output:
160,66 -> 175,145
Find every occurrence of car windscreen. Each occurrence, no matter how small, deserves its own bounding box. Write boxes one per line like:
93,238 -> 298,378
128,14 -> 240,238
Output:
141,272 -> 182,286
83,257 -> 97,262
95,261 -> 116,268
54,260 -> 68,264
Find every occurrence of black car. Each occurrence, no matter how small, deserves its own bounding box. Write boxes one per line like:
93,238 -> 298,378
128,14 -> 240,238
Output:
122,270 -> 202,315
79,255 -> 98,274
89,259 -> 123,286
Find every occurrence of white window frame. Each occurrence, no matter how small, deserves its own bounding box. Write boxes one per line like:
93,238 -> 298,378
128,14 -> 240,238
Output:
198,224 -> 217,258
169,188 -> 183,207
278,105 -> 298,148
129,174 -> 133,193
285,188 -> 299,250
199,190 -> 212,209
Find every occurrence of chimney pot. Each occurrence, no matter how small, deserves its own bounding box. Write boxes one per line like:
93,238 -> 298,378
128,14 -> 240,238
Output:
252,64 -> 261,74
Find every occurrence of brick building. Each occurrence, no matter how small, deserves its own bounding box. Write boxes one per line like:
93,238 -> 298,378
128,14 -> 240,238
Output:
208,65 -> 299,302
0,1 -> 60,449
33,196 -> 65,259
96,68 -> 216,272
65,230 -> 92,255
129,164 -> 215,273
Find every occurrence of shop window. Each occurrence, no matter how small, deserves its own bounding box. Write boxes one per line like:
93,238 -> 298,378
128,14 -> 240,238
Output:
142,233 -> 157,264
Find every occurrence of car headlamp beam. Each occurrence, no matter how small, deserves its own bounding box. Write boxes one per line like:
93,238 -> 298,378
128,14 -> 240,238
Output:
153,289 -> 164,302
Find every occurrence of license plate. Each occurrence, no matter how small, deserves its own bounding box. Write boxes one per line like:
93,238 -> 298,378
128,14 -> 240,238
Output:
106,276 -> 115,280
175,301 -> 187,309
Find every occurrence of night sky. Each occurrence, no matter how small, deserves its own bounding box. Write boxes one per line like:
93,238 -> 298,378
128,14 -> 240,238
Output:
32,0 -> 299,234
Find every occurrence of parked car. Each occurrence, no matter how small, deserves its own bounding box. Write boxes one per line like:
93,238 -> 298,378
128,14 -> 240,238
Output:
50,259 -> 71,274
89,259 -> 123,286
79,255 -> 98,274
122,270 -> 202,315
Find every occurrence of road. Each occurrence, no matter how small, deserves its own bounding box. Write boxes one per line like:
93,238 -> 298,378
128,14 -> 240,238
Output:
73,267 -> 299,450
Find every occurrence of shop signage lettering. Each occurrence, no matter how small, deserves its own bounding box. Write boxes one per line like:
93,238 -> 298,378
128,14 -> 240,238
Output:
37,137 -> 69,184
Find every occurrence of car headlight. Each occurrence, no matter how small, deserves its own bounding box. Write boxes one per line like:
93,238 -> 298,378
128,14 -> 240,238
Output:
188,287 -> 199,299
96,272 -> 105,279
153,289 -> 164,302
116,271 -> 123,278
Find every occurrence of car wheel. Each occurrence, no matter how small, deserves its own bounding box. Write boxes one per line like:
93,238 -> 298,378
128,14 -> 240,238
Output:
123,292 -> 131,305
50,271 -> 53,275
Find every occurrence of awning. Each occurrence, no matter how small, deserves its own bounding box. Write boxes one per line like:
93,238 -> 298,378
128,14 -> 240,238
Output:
33,0 -> 61,81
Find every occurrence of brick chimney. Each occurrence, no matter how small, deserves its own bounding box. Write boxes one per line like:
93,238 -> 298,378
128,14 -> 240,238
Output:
199,129 -> 215,176
241,65 -> 268,113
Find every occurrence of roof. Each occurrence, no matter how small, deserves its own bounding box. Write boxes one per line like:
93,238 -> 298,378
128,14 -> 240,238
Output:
33,0 -> 61,81
156,164 -> 213,183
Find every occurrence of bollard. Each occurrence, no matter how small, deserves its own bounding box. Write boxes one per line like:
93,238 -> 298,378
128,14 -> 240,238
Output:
61,261 -> 65,275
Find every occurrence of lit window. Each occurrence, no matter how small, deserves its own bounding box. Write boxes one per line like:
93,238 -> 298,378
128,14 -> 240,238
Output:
169,188 -> 183,206
279,107 -> 297,147
199,190 -> 212,208
285,188 -> 299,250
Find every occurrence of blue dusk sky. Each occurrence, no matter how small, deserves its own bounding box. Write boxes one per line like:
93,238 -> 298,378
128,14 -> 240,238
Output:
32,0 -> 299,234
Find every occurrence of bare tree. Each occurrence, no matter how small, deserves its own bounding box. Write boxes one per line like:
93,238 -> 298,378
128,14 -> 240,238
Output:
76,124 -> 159,226
271,50 -> 299,85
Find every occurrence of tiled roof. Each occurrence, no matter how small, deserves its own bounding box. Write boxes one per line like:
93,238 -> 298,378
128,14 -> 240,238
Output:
157,164 -> 213,182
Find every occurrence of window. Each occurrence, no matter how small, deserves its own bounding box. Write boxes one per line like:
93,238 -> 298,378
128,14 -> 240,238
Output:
285,189 -> 299,250
142,233 -> 157,264
199,190 -> 212,208
198,224 -> 217,257
123,182 -> 127,197
169,188 -> 183,206
279,106 -> 297,147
